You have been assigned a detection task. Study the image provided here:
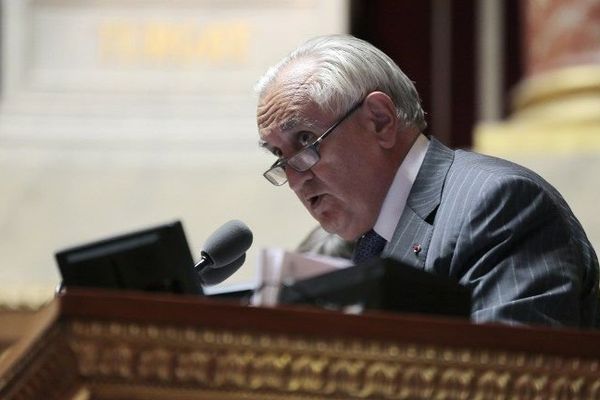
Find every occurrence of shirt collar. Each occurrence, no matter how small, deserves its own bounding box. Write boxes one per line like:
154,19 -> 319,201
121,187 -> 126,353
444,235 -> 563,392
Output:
373,133 -> 430,241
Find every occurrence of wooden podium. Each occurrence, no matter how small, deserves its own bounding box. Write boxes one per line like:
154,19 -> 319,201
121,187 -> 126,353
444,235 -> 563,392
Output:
1,289 -> 600,399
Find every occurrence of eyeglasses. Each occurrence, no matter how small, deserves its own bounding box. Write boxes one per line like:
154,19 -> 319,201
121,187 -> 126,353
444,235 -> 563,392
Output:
263,99 -> 364,186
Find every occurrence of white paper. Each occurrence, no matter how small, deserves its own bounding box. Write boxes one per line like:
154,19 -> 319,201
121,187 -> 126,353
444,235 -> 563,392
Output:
251,248 -> 353,306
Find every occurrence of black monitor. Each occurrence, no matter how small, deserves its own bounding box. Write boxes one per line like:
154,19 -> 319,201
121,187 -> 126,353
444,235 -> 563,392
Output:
55,221 -> 203,295
278,257 -> 471,318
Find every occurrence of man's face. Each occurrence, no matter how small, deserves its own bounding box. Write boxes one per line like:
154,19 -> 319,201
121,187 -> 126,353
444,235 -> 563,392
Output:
257,64 -> 392,241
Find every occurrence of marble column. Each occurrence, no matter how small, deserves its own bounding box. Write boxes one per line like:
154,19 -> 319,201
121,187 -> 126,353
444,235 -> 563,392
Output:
512,0 -> 600,122
474,0 -> 600,254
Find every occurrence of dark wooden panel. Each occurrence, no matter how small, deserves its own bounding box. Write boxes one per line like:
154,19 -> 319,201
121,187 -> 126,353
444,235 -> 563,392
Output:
59,289 -> 600,359
351,0 -> 526,148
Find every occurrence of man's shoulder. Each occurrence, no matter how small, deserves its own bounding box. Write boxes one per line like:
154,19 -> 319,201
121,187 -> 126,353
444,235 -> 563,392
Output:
423,137 -> 564,208
450,148 -> 549,186
437,147 -> 567,210
426,136 -> 539,180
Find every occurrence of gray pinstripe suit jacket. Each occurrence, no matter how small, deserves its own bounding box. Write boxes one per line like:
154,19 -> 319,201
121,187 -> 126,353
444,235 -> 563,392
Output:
381,137 -> 600,327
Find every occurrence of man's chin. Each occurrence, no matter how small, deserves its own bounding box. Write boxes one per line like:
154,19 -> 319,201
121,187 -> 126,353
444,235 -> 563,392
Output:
315,219 -> 356,242
308,206 -> 359,240
314,217 -> 342,237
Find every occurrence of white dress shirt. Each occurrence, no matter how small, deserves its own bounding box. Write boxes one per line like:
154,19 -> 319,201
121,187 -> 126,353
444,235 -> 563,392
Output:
373,134 -> 430,241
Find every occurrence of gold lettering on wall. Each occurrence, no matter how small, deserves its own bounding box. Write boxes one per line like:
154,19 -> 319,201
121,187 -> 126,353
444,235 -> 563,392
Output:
98,20 -> 250,66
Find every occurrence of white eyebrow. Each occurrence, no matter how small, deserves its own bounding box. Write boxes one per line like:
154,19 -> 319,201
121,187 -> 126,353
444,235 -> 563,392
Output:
281,115 -> 321,134
257,114 -> 321,152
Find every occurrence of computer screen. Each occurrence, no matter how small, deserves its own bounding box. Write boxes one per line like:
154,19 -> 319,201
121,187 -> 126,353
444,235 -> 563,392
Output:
55,220 -> 203,295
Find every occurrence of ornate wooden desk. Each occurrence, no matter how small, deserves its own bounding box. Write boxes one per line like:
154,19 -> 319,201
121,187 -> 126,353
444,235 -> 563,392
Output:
1,289 -> 599,399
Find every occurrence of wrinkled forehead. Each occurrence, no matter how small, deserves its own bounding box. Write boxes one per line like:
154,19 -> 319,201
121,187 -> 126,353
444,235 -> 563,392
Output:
256,59 -> 321,137
257,91 -> 312,137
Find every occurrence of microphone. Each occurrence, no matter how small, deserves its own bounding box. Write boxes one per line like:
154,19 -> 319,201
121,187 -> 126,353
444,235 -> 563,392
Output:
194,220 -> 253,278
199,254 -> 246,285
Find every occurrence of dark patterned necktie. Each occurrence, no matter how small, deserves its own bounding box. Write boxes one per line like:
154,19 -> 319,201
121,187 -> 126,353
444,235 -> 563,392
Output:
352,229 -> 387,264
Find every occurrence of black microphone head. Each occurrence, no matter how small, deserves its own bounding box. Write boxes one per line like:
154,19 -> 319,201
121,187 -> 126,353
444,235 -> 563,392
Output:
202,220 -> 253,268
199,254 -> 246,285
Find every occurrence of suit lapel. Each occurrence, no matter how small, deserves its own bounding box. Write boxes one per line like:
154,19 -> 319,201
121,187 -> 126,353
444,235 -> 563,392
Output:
382,137 -> 454,269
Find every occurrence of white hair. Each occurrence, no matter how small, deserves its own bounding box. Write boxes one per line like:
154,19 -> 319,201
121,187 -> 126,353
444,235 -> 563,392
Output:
255,34 -> 427,130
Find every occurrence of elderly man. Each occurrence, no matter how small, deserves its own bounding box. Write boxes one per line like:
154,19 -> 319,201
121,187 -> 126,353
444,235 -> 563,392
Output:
255,34 -> 599,327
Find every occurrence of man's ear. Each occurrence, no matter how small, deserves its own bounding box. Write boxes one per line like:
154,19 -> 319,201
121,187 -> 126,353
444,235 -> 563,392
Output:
363,91 -> 398,149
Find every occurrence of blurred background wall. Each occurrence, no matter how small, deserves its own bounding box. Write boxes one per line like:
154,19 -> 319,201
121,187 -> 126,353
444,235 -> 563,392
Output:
0,0 -> 349,305
0,0 -> 598,308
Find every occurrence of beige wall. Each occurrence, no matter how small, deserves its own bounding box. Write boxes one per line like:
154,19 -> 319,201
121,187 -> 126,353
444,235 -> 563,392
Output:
0,0 -> 349,305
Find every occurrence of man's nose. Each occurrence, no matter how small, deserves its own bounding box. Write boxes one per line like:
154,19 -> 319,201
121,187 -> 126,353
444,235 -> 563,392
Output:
286,167 -> 313,191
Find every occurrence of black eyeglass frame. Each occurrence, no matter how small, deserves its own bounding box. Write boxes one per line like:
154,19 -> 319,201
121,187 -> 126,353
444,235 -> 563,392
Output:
263,99 -> 365,186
